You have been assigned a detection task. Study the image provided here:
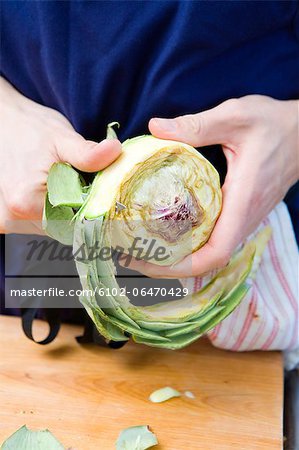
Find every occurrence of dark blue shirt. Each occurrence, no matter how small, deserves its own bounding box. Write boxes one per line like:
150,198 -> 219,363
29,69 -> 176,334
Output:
1,0 -> 299,237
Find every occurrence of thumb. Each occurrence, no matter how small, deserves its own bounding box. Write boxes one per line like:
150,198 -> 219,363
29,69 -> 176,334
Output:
149,100 -> 238,147
57,134 -> 122,172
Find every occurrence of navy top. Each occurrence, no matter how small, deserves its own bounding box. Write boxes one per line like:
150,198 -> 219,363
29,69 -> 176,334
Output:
1,0 -> 299,234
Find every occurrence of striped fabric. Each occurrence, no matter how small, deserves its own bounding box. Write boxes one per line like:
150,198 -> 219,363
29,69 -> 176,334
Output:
183,202 -> 299,368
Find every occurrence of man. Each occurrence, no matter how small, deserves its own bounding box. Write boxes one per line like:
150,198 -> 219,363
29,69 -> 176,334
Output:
1,1 -> 298,347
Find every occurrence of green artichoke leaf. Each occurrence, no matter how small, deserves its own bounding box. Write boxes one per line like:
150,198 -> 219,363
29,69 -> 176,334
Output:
80,220 -> 143,328
136,320 -> 194,332
43,194 -> 74,245
133,329 -> 203,350
116,425 -> 158,450
106,314 -> 171,342
74,220 -> 168,341
199,283 -> 250,335
164,305 -> 225,338
91,308 -> 128,342
106,321 -> 129,341
78,256 -> 140,331
1,425 -> 64,450
47,162 -> 84,208
73,258 -> 123,342
80,291 -> 127,342
43,162 -> 86,244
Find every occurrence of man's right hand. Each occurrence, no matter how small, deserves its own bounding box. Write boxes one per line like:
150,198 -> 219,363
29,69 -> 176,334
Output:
0,77 -> 122,234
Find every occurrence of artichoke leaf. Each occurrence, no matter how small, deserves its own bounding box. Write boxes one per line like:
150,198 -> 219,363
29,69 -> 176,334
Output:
136,320 -> 195,332
105,314 -> 171,342
1,425 -> 64,450
47,162 -> 85,208
199,283 -> 250,335
43,194 -> 74,245
133,329 -> 204,350
75,236 -> 169,341
43,163 -> 86,244
92,309 -> 128,342
164,306 -> 225,338
116,425 -> 158,450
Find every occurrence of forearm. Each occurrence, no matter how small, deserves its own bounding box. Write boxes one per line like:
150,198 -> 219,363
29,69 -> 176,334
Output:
295,99 -> 299,180
0,76 -> 23,104
285,99 -> 299,183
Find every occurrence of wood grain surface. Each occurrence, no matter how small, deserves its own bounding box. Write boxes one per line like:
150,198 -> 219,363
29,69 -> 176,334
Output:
0,315 -> 283,449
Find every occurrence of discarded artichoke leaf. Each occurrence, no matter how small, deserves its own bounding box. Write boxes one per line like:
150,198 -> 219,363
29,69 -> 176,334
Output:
184,391 -> 196,399
116,425 -> 158,450
1,425 -> 64,450
149,386 -> 181,403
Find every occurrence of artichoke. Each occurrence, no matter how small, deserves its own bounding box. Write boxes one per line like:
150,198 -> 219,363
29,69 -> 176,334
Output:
44,123 -> 270,349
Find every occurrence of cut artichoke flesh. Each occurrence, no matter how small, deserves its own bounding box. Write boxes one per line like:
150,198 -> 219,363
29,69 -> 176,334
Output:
149,387 -> 181,403
184,391 -> 195,399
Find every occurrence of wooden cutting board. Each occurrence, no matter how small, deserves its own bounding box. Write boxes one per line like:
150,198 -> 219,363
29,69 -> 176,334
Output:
0,315 -> 283,449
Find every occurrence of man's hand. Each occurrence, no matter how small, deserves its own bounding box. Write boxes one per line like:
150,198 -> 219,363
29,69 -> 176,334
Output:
123,95 -> 299,277
0,77 -> 121,234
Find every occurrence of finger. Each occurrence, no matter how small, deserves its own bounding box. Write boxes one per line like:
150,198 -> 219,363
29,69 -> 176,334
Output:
57,135 -> 122,172
148,99 -> 243,148
118,254 -> 177,279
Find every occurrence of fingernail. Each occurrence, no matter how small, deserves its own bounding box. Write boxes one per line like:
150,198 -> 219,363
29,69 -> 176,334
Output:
153,118 -> 177,131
